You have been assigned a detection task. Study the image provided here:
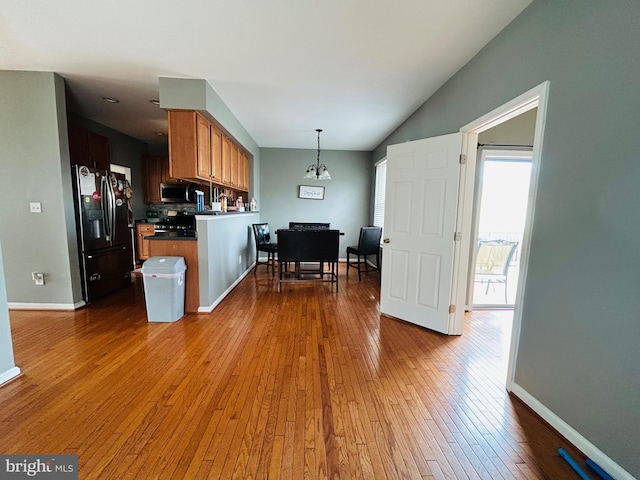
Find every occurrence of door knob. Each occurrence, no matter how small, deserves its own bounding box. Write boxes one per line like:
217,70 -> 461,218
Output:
383,238 -> 390,243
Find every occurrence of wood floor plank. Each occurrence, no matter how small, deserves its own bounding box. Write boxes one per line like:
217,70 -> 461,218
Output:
0,272 -> 587,479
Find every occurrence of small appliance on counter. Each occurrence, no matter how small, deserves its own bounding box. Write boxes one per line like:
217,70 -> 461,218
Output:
195,190 -> 205,212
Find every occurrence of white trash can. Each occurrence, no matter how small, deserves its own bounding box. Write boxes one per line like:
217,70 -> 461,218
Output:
141,256 -> 187,322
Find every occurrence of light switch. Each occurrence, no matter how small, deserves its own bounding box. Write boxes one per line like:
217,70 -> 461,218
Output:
30,202 -> 42,213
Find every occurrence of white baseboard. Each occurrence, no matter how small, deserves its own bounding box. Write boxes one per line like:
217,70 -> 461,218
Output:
0,366 -> 21,386
198,265 -> 254,313
508,382 -> 635,480
8,301 -> 83,311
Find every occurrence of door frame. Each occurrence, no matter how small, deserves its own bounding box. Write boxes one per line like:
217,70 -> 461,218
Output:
453,81 -> 549,386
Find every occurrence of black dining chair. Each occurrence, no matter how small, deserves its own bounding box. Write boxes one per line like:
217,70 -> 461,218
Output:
252,223 -> 278,276
346,226 -> 383,280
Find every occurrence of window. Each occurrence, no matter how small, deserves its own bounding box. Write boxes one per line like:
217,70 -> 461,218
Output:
373,159 -> 386,232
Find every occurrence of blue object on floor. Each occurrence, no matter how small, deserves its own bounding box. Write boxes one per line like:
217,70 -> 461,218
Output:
558,448 -> 592,480
586,458 -> 614,480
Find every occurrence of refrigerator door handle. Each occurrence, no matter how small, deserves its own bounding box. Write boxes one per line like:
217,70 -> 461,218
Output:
101,175 -> 112,242
108,175 -> 116,244
101,175 -> 109,241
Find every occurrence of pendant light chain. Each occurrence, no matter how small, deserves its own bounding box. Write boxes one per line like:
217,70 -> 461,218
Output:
316,128 -> 322,168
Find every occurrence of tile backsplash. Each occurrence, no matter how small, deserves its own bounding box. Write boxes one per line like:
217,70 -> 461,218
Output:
143,203 -> 201,220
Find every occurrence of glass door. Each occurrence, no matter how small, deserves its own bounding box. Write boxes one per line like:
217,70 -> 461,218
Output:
472,151 -> 532,308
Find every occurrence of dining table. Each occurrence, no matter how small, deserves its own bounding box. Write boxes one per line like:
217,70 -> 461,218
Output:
275,227 -> 341,292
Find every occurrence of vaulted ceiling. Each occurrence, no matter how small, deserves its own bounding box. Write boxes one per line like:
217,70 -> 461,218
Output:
0,0 -> 532,150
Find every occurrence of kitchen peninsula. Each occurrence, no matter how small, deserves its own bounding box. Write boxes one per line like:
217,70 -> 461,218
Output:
146,212 -> 258,314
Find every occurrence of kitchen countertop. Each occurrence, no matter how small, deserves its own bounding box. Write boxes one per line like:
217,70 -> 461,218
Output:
187,210 -> 259,216
144,235 -> 197,241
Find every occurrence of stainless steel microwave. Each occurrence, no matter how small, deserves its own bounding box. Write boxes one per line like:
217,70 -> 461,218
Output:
160,183 -> 197,203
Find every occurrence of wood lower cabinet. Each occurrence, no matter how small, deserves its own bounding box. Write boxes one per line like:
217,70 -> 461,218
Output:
136,224 -> 156,262
148,239 -> 199,314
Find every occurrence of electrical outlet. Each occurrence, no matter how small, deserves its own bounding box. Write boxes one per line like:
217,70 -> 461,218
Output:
30,202 -> 42,213
32,272 -> 45,285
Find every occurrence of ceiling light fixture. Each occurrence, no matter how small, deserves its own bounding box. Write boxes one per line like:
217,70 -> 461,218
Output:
149,99 -> 160,106
303,129 -> 331,180
101,96 -> 119,104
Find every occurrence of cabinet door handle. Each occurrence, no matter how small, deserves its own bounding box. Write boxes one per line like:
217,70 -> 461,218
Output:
383,238 -> 390,244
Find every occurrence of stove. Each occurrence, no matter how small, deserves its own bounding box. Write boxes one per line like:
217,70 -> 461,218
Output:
154,214 -> 197,238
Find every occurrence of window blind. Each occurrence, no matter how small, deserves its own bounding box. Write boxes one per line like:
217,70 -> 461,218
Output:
373,160 -> 386,231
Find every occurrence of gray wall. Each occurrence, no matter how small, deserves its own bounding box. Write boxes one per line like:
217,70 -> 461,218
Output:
0,241 -> 17,377
0,71 -> 83,306
373,1 -> 640,476
259,148 -> 371,257
0,71 -> 154,307
196,213 -> 258,308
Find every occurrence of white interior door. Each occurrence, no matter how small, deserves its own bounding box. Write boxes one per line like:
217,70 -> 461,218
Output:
380,133 -> 462,334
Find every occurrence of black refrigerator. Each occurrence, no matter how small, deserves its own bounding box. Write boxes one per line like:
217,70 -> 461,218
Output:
72,165 -> 132,303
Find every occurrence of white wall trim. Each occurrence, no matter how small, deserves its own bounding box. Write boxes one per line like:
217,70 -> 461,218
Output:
8,302 -> 82,311
198,265 -> 254,313
509,382 -> 635,480
0,366 -> 21,386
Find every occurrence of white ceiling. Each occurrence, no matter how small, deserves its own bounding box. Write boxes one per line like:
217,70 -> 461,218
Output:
0,0 -> 532,151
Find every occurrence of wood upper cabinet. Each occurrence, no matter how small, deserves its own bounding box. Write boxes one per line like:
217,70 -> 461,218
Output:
160,156 -> 178,183
238,150 -> 249,192
89,132 -> 110,171
230,143 -> 239,187
68,124 -> 110,171
221,134 -> 232,185
169,110 -> 211,183
168,109 -> 250,193
210,125 -> 222,183
196,114 -> 212,179
142,155 -> 173,204
143,155 -> 162,204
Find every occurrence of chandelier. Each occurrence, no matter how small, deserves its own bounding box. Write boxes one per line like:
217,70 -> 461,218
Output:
304,129 -> 331,180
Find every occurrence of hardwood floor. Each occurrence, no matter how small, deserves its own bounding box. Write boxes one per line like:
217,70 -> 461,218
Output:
1,268 -> 584,479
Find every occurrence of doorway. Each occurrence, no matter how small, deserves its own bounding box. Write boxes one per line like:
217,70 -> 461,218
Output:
454,81 -> 548,387
380,83 -> 548,340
